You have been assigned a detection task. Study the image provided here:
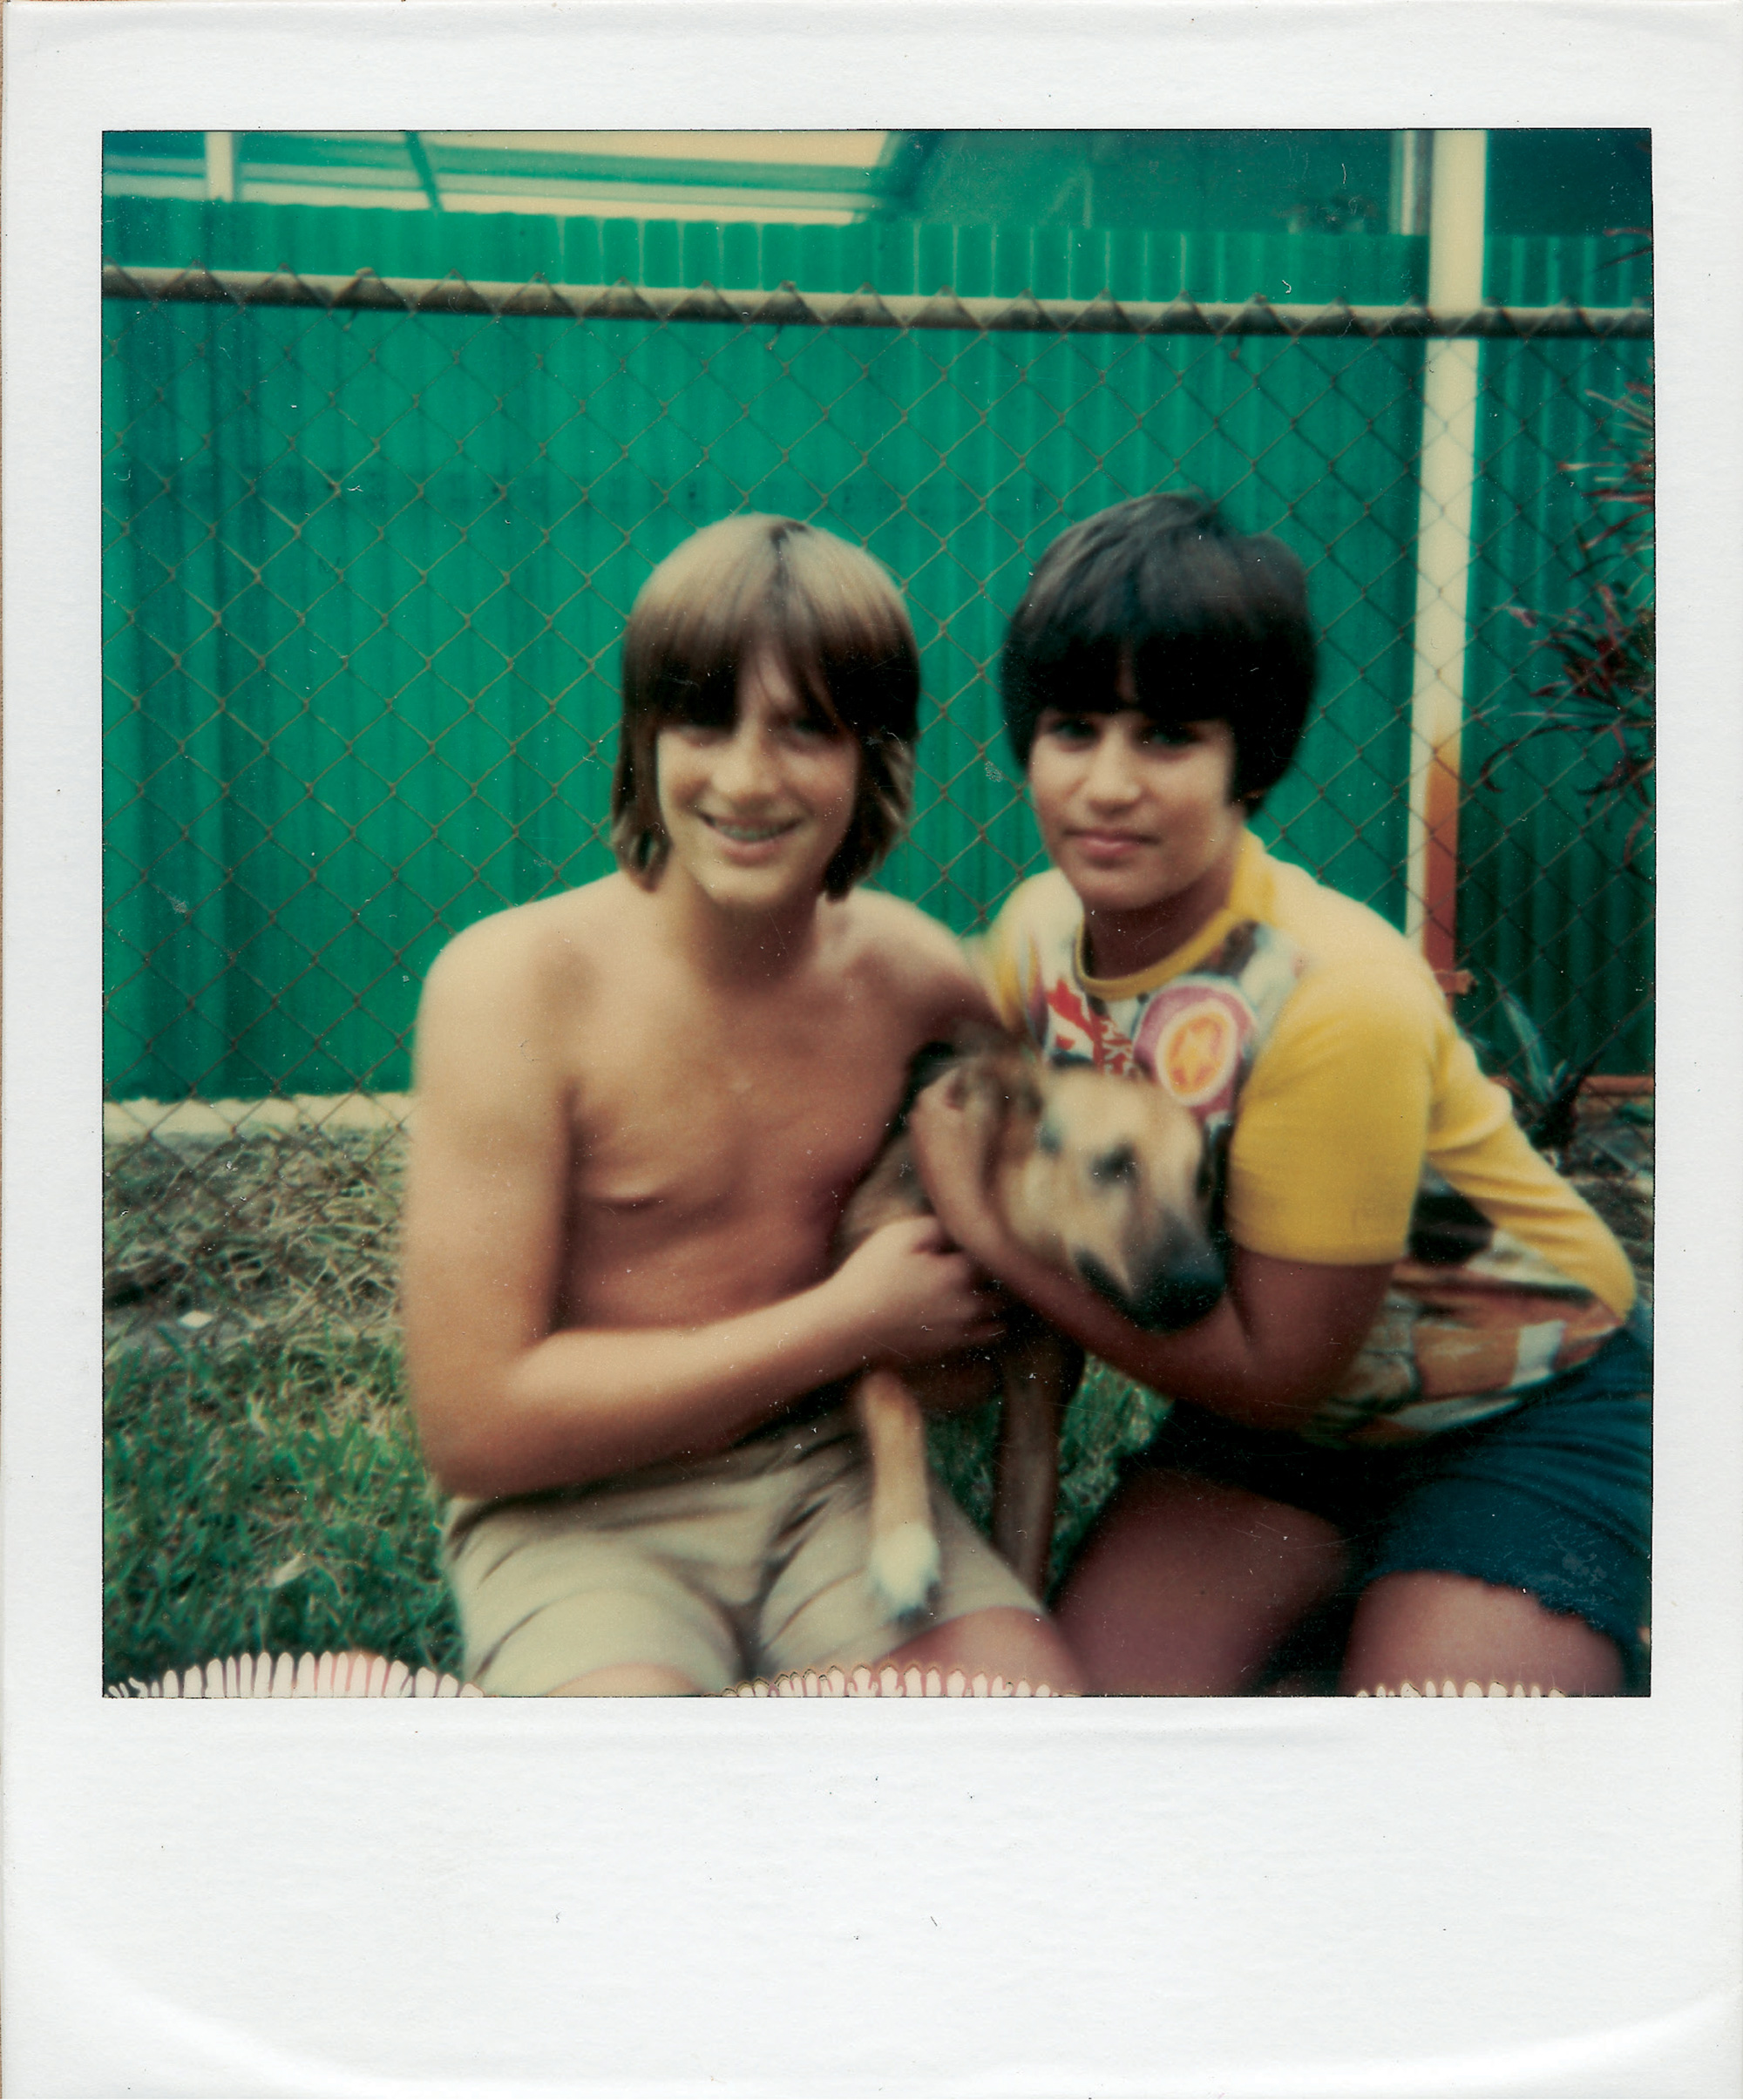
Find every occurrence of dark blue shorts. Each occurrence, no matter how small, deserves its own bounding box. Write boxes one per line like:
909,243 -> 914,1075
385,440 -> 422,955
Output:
1127,1318 -> 1653,1690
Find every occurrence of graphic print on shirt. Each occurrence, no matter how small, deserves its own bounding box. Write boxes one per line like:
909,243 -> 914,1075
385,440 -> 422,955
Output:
1145,993 -> 1244,1108
1302,1167 -> 1628,1445
1031,919 -> 1306,1141
1037,979 -> 1139,1075
1025,918 -> 1307,1261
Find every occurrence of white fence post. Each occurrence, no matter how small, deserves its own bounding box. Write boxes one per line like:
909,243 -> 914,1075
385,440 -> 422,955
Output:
1403,129 -> 1488,981
203,132 -> 236,204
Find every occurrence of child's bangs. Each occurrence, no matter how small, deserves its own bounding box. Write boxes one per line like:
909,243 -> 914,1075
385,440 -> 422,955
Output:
1026,631 -> 1127,719
653,617 -> 851,737
1129,633 -> 1250,726
758,598 -> 857,735
645,551 -> 858,736
648,657 -> 740,734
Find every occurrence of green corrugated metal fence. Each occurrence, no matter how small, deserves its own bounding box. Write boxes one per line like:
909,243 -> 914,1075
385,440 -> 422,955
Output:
103,199 -> 1651,1100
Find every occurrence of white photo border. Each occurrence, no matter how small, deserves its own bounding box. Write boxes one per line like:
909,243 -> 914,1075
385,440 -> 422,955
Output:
5,5 -> 1740,2092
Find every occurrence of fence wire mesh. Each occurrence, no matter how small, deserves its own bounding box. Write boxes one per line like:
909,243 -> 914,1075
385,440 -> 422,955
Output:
102,263 -> 1653,1359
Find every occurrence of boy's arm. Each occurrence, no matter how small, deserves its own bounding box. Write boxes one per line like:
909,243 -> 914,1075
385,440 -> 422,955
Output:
900,1103 -> 1393,1431
403,923 -> 1003,1500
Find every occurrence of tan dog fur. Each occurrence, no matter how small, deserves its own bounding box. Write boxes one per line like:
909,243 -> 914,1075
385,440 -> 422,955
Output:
837,1042 -> 1217,1614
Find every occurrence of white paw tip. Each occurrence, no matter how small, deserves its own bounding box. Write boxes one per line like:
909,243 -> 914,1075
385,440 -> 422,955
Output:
868,1522 -> 942,1616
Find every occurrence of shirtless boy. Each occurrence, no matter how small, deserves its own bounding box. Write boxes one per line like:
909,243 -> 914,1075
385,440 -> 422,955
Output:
912,493 -> 1650,1697
402,515 -> 1080,1696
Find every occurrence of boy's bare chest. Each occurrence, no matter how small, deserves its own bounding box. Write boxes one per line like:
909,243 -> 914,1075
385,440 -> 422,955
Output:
562,986 -> 907,1224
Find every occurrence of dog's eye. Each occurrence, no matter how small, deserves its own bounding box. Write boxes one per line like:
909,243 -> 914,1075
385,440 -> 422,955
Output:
1035,1121 -> 1062,1155
1091,1144 -> 1138,1185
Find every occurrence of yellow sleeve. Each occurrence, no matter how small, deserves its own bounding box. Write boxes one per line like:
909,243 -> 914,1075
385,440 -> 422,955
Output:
973,891 -> 1034,1037
1428,1030 -> 1638,1315
1224,961 -> 1441,1264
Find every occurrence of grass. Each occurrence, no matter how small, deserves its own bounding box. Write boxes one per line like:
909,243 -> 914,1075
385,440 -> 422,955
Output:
104,1104 -> 1653,1689
105,1327 -> 458,1688
102,1121 -> 457,1688
926,1366 -> 1171,1595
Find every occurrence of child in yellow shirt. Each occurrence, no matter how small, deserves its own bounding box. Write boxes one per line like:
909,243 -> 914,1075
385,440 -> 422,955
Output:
911,493 -> 1649,1695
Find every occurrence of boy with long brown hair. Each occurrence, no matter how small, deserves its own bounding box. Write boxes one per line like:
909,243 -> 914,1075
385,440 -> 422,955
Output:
403,515 -> 1079,1695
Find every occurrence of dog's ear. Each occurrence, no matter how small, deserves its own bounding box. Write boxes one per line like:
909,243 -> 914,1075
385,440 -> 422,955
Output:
1009,1067 -> 1045,1120
966,1045 -> 1044,1122
941,1065 -> 973,1109
944,1046 -> 1019,1119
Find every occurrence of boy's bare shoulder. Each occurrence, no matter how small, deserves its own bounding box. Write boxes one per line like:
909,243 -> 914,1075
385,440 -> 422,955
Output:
421,875 -> 640,1019
834,889 -> 991,1030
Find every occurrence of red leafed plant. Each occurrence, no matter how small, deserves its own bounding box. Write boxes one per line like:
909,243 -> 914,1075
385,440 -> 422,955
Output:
1482,369 -> 1655,871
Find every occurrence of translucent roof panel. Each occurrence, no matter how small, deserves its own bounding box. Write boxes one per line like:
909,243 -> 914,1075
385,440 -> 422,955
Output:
102,130 -> 910,224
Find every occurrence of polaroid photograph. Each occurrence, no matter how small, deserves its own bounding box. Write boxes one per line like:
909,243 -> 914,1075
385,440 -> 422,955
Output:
5,3 -> 1740,2093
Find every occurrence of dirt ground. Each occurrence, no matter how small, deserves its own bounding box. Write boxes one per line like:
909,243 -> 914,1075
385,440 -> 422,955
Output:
105,1122 -> 406,1359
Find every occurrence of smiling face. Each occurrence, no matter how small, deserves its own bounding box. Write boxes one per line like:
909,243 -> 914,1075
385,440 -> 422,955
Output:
1027,700 -> 1247,975
654,649 -> 861,917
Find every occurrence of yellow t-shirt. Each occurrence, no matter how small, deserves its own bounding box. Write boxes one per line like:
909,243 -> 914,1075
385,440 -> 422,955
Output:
980,833 -> 1636,1446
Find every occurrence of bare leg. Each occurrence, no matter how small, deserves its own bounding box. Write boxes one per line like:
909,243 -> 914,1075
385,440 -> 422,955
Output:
1055,1470 -> 1346,1695
548,1664 -> 702,1696
878,1606 -> 1085,1695
1340,1570 -> 1624,1696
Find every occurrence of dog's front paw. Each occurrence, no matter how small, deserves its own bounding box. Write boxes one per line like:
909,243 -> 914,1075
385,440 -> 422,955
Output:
868,1521 -> 942,1616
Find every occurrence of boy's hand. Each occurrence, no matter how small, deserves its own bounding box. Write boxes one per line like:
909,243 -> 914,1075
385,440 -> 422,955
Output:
832,1215 -> 1006,1366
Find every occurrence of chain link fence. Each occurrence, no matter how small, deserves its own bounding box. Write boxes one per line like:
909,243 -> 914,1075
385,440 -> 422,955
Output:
100,258 -> 1654,1352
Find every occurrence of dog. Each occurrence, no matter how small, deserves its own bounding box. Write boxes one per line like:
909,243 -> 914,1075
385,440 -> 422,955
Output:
837,1037 -> 1224,1616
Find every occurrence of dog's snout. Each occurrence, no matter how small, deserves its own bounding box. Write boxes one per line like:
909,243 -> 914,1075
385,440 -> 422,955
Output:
1131,1247 -> 1226,1334
1073,1252 -> 1134,1318
1072,1242 -> 1224,1331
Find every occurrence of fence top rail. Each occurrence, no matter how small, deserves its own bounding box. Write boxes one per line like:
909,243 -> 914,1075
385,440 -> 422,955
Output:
102,262 -> 1653,342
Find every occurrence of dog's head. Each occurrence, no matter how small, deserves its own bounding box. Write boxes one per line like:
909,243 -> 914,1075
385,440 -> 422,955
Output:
953,1049 -> 1224,1333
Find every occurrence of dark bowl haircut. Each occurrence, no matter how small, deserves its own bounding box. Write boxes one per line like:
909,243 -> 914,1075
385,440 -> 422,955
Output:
1001,493 -> 1317,810
612,515 -> 920,898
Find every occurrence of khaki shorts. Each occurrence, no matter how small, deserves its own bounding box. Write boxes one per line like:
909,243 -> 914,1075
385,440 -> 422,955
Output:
445,1406 -> 1041,1695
